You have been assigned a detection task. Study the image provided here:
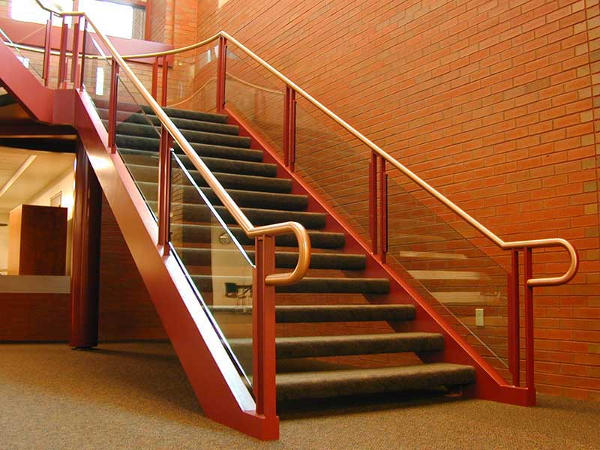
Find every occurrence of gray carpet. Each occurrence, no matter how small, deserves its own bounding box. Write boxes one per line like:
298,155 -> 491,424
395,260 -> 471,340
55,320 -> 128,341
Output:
0,342 -> 598,450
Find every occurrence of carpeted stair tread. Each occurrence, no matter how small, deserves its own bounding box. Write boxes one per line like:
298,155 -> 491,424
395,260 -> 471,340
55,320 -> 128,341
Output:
142,104 -> 229,123
274,363 -> 476,401
92,99 -> 229,123
119,146 -> 276,177
96,108 -> 240,135
190,275 -> 389,294
178,247 -> 366,270
211,304 -> 415,322
119,144 -> 263,165
228,333 -> 444,359
154,202 -> 327,229
110,121 -> 251,148
137,181 -> 307,211
127,163 -> 292,194
171,223 -> 345,249
116,136 -> 270,168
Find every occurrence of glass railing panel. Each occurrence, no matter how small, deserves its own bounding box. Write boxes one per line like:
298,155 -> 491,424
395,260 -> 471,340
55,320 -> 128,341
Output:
169,150 -> 255,389
114,71 -> 161,220
81,33 -> 161,219
0,25 -> 46,83
167,45 -> 218,113
225,44 -> 285,160
385,174 -> 510,375
290,92 -> 510,375
295,95 -> 372,245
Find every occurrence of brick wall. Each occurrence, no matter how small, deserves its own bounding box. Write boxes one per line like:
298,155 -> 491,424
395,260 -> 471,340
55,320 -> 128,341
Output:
195,0 -> 600,401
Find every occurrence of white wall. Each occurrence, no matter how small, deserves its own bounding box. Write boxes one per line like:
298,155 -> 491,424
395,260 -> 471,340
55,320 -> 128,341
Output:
28,169 -> 76,218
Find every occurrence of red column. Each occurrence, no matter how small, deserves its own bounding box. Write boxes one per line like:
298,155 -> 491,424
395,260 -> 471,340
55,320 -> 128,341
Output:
508,249 -> 520,386
252,235 -> 278,428
523,247 -> 536,405
157,127 -> 172,255
70,145 -> 102,348
216,36 -> 227,113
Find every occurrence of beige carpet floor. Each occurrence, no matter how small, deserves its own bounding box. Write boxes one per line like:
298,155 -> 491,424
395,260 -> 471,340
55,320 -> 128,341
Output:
0,342 -> 598,450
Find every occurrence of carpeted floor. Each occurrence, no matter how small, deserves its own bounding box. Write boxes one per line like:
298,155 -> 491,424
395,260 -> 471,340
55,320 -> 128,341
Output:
0,342 -> 598,450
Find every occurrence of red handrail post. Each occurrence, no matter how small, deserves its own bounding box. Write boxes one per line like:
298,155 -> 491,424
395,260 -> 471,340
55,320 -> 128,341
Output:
216,35 -> 227,113
369,152 -> 378,255
508,249 -> 520,386
151,56 -> 159,100
161,54 -> 168,107
379,159 -> 388,263
79,18 -> 88,91
157,126 -> 172,255
283,86 -> 297,171
107,60 -> 119,154
57,17 -> 69,88
523,246 -> 536,405
253,234 -> 278,426
43,11 -> 52,86
71,15 -> 81,86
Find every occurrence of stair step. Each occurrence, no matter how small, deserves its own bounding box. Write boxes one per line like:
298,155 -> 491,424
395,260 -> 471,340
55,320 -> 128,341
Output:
191,275 -> 390,294
92,98 -> 229,123
154,202 -> 327,229
143,104 -> 229,124
110,121 -> 251,149
127,163 -> 292,193
275,363 -> 476,401
211,304 -> 415,322
119,146 -> 276,177
97,108 -> 240,135
229,333 -> 444,359
116,135 -> 266,165
137,181 -> 307,211
172,223 -> 345,249
178,248 -> 366,270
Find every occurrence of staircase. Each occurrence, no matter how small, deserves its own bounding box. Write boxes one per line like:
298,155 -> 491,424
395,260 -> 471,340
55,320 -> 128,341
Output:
94,99 -> 477,401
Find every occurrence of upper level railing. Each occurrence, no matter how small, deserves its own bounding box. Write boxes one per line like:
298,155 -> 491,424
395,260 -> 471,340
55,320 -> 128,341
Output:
27,0 -> 579,401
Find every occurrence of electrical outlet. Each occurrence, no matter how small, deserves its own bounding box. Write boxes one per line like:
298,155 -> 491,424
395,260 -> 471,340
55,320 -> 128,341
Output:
475,309 -> 484,327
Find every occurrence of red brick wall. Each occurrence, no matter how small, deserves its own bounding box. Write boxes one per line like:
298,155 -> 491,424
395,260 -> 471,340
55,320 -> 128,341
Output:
195,0 -> 600,401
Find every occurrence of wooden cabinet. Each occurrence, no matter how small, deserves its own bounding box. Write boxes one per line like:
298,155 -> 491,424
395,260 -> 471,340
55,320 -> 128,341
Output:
7,205 -> 68,275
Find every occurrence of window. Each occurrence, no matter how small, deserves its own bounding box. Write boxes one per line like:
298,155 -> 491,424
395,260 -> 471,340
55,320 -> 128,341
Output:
11,0 -> 74,26
10,0 -> 147,40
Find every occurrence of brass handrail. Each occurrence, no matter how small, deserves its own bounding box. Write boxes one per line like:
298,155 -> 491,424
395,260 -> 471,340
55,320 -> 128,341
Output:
32,1 -> 577,287
33,8 -> 311,285
134,31 -> 577,288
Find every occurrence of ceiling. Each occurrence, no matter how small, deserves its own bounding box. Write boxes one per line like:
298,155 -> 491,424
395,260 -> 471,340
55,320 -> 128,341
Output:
0,146 -> 75,216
